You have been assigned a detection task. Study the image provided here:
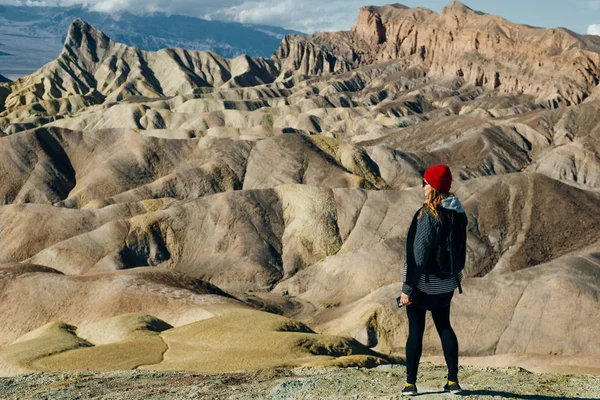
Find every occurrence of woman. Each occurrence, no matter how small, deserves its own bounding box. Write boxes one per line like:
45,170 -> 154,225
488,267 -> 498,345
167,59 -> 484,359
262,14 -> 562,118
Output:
400,164 -> 468,396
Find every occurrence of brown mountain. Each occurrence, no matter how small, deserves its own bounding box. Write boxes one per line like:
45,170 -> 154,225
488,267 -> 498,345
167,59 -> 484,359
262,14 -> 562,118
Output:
0,2 -> 599,376
306,1 -> 600,105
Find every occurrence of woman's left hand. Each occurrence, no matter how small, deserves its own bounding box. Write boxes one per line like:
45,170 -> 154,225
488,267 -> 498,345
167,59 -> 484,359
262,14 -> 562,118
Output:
400,292 -> 412,306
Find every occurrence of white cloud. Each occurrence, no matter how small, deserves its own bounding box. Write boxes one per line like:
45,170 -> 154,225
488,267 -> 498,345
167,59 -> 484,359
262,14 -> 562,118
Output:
90,0 -> 133,13
0,0 -> 389,33
588,24 -> 600,35
208,0 -> 377,33
0,0 -> 246,14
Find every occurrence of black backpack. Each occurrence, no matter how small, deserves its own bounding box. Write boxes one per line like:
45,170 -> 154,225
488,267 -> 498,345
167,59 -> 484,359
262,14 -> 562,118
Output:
427,208 -> 468,293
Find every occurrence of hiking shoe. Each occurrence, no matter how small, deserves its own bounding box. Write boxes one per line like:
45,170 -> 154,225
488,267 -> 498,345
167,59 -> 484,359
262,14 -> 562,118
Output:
443,381 -> 462,394
401,383 -> 418,396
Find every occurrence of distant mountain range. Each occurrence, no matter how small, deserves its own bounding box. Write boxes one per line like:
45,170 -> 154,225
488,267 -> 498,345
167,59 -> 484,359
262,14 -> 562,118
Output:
0,5 -> 303,80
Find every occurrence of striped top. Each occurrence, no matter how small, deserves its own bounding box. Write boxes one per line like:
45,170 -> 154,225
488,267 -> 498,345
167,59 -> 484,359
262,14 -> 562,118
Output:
403,261 -> 462,295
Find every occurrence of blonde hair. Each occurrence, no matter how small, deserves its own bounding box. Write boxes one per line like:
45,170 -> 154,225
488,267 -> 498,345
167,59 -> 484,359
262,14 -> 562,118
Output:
418,187 -> 448,221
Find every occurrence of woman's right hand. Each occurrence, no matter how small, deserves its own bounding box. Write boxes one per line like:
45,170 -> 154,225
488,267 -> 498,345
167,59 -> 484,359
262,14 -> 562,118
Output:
400,292 -> 412,306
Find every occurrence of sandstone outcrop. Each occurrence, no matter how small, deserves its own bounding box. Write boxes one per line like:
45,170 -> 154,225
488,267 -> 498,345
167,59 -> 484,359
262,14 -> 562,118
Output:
308,1 -> 600,105
2,19 -> 280,121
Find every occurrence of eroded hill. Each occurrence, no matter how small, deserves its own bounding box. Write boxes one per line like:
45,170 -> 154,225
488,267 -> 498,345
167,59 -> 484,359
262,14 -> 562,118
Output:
0,1 -> 599,376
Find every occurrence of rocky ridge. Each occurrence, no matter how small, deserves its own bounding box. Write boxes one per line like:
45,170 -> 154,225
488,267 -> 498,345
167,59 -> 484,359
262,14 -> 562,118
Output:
0,4 -> 302,81
6,1 -> 600,123
310,1 -> 600,105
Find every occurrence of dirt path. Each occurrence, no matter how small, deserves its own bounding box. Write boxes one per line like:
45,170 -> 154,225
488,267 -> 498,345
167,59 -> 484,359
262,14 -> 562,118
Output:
1,363 -> 598,399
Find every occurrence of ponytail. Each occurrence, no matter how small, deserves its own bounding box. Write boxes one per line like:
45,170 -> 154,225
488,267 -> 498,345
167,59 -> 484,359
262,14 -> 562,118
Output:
418,187 -> 447,221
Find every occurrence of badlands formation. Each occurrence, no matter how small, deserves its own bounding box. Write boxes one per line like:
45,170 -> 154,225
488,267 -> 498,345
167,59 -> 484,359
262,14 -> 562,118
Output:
0,1 -> 599,378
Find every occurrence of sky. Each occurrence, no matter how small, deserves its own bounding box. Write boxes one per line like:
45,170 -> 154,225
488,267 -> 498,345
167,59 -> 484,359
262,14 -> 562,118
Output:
2,0 -> 600,35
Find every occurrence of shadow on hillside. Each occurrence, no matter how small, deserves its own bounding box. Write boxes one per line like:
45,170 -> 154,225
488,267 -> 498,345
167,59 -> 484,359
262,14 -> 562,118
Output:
461,390 -> 591,400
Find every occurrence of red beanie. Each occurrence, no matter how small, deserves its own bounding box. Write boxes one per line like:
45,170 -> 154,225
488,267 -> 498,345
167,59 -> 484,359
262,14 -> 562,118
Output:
423,164 -> 452,193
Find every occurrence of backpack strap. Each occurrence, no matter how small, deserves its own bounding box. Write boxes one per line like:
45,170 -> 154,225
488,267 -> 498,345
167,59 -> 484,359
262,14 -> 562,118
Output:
455,275 -> 463,294
425,273 -> 430,283
446,210 -> 455,276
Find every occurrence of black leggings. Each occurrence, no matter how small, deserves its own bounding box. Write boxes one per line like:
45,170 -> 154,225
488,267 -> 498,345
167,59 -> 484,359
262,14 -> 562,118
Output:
405,301 -> 459,384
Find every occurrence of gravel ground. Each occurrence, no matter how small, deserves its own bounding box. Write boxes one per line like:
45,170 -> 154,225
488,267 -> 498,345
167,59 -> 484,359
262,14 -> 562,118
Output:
1,364 -> 599,400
